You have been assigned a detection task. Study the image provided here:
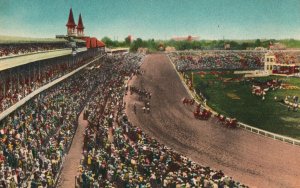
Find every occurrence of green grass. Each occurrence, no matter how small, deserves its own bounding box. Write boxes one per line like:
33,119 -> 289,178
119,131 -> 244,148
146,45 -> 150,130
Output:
189,71 -> 300,139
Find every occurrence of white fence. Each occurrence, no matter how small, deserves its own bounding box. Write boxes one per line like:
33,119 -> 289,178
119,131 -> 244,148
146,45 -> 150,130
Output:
237,122 -> 300,146
166,54 -> 300,147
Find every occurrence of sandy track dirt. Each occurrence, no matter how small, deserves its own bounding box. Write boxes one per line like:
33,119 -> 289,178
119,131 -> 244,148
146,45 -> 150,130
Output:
125,54 -> 300,188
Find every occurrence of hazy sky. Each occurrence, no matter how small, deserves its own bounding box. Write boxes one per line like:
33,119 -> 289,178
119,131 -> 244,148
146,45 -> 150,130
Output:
0,0 -> 300,40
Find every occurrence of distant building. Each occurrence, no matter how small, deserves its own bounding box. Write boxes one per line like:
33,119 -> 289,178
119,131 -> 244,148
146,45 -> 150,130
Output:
171,35 -> 199,41
224,43 -> 230,50
264,51 -> 300,75
66,8 -> 85,37
127,35 -> 133,43
255,47 -> 267,51
269,42 -> 286,50
57,8 -> 105,50
137,48 -> 148,54
165,46 -> 176,52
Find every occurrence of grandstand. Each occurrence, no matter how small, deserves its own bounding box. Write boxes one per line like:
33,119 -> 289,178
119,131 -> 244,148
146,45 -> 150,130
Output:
0,36 -> 69,58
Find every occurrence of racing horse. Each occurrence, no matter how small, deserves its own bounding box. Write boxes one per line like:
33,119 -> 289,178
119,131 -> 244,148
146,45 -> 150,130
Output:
193,105 -> 212,120
182,97 -> 195,105
216,114 -> 226,124
225,118 -> 238,128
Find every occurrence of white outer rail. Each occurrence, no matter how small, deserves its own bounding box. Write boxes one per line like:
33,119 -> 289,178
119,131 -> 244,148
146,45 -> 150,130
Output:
166,54 -> 300,146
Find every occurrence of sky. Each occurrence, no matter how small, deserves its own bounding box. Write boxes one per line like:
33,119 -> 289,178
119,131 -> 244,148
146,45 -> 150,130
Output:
0,0 -> 300,40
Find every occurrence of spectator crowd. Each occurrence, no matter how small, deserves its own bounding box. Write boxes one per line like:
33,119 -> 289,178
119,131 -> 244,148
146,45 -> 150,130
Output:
0,52 -> 112,187
169,51 -> 264,71
0,52 -> 245,188
76,54 -> 246,187
0,43 -> 68,58
0,50 -> 97,113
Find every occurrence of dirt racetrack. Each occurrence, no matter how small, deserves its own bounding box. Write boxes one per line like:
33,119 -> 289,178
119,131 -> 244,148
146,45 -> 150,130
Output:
125,54 -> 300,188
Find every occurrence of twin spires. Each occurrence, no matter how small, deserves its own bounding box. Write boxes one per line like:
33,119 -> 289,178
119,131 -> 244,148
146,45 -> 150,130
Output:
66,8 -> 85,37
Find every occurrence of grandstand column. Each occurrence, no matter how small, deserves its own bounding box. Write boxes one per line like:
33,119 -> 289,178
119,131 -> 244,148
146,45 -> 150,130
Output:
27,65 -> 30,86
17,67 -> 20,92
2,73 -> 6,96
38,62 -> 41,80
33,64 -> 36,83
0,72 -> 3,96
9,69 -> 13,92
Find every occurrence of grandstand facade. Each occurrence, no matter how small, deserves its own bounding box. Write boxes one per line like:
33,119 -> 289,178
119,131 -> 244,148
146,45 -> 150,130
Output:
264,51 -> 300,75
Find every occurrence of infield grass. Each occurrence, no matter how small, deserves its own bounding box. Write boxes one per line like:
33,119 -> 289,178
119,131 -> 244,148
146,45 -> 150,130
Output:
189,71 -> 300,139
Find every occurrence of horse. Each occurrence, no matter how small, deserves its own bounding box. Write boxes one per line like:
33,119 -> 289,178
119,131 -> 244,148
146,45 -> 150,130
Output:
216,114 -> 226,124
194,106 -> 212,120
225,118 -> 237,128
182,97 -> 195,105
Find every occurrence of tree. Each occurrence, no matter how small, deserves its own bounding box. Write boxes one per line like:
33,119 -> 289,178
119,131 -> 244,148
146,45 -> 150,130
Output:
254,39 -> 261,47
124,36 -> 131,46
130,38 -> 144,52
241,42 -> 249,50
101,37 -> 114,47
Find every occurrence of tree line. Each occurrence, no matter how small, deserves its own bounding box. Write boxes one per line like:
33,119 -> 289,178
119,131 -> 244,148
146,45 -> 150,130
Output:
101,36 -> 300,52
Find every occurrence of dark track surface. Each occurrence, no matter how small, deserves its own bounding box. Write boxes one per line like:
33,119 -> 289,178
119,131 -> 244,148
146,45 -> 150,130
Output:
125,53 -> 300,188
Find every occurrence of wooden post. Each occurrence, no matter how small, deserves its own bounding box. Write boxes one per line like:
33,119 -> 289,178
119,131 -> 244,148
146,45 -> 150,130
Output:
191,72 -> 194,88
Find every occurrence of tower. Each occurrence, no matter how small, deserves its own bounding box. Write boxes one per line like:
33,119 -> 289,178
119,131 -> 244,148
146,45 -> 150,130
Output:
66,8 -> 77,36
77,13 -> 85,37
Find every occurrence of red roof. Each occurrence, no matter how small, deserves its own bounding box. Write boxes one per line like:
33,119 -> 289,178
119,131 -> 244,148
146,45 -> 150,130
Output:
77,13 -> 84,30
91,37 -> 97,48
97,40 -> 105,47
79,37 -> 105,48
66,8 -> 76,28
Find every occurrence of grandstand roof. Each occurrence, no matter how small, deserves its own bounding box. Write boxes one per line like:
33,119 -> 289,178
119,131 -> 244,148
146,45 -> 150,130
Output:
0,35 -> 67,44
0,48 -> 87,71
97,40 -> 105,47
71,38 -> 86,43
77,14 -> 84,30
66,8 -> 76,28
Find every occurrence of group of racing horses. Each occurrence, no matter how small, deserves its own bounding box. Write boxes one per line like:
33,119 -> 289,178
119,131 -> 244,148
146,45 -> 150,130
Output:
182,97 -> 238,128
130,86 -> 152,114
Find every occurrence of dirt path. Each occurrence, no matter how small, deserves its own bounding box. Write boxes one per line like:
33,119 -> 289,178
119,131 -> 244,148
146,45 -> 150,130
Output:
58,111 -> 88,188
125,54 -> 300,188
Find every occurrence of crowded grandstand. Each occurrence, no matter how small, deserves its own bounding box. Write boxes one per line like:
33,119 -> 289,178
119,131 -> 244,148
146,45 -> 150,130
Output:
0,50 -> 247,187
169,51 -> 265,71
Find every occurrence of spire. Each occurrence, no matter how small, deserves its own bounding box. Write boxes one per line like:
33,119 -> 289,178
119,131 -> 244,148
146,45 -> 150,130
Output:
66,8 -> 76,27
77,13 -> 84,30
76,13 -> 85,37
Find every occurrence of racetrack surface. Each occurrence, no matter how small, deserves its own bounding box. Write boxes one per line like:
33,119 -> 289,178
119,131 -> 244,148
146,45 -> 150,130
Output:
125,54 -> 300,188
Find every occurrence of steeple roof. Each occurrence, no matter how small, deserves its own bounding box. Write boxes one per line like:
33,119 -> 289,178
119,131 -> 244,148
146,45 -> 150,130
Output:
66,8 -> 76,27
77,13 -> 84,30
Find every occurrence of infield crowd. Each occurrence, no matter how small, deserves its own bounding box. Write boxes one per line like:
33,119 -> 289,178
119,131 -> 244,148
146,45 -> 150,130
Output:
170,51 -> 264,71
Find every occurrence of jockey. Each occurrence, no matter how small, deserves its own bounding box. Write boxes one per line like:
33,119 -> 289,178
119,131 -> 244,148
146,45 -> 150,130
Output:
133,103 -> 137,114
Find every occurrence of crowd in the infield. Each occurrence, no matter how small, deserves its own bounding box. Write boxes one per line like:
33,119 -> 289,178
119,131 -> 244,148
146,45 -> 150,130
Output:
0,52 -> 246,188
0,51 -> 96,113
169,51 -> 264,71
0,43 -> 69,58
